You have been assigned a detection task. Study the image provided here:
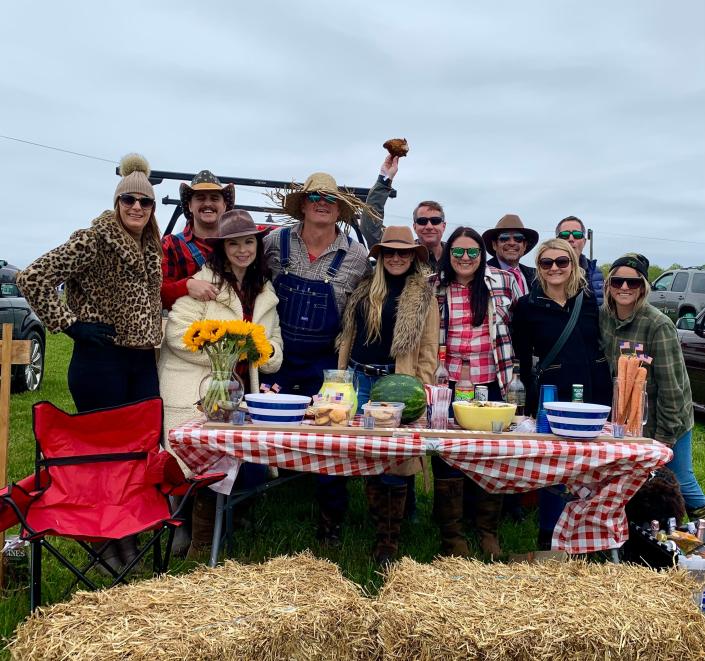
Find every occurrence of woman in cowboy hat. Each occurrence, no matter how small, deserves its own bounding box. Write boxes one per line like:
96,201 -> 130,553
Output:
337,226 -> 438,564
429,226 -> 520,559
159,210 -> 283,558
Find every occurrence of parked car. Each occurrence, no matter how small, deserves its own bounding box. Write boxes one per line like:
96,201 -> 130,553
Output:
0,260 -> 46,392
649,268 -> 705,322
676,311 -> 705,413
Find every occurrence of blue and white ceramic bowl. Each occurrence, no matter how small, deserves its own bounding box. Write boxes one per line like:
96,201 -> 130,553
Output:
543,402 -> 611,439
245,394 -> 311,425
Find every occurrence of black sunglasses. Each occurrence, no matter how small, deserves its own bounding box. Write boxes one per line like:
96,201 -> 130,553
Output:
609,276 -> 642,290
414,216 -> 444,226
557,230 -> 585,240
538,256 -> 571,270
118,194 -> 155,209
381,247 -> 414,258
497,232 -> 526,243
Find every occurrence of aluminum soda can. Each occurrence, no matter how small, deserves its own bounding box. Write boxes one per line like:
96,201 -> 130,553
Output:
650,520 -> 660,537
475,385 -> 489,402
697,520 -> 705,543
688,521 -> 697,535
571,384 -> 584,403
667,517 -> 677,534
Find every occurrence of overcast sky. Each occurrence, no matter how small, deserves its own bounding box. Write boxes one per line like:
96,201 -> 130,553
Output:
2,0 -> 704,269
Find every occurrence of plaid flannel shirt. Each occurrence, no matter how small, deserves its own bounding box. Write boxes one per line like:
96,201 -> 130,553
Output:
160,224 -> 214,310
599,303 -> 693,445
431,267 -> 519,396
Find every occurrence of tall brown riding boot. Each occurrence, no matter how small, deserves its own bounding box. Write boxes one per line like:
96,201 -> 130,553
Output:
474,490 -> 503,559
186,489 -> 217,559
434,477 -> 470,557
366,480 -> 407,565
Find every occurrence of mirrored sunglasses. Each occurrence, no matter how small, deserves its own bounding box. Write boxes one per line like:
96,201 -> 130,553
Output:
306,192 -> 337,204
497,232 -> 526,243
414,216 -> 444,226
609,276 -> 642,290
557,230 -> 585,240
538,256 -> 571,270
451,247 -> 481,260
118,194 -> 155,209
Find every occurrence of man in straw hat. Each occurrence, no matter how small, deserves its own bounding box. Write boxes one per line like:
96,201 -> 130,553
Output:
483,214 -> 539,296
264,171 -> 372,545
360,152 -> 447,270
161,169 -> 235,310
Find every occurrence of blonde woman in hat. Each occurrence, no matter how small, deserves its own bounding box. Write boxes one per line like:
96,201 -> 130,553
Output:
337,226 -> 438,564
265,172 -> 372,546
159,210 -> 283,557
17,153 -> 163,572
161,169 -> 235,310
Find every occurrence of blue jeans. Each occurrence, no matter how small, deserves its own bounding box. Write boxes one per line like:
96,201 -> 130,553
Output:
667,429 -> 705,511
351,363 -> 406,488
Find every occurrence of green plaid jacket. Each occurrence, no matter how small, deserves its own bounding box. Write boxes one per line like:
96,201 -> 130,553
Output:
599,303 -> 693,445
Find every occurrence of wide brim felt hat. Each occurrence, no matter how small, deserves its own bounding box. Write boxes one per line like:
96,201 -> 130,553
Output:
368,226 -> 429,262
179,170 -> 235,222
482,214 -> 540,257
281,172 -> 358,223
205,210 -> 267,243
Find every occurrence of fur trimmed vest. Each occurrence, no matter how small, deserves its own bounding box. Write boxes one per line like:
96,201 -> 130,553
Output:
337,271 -> 439,384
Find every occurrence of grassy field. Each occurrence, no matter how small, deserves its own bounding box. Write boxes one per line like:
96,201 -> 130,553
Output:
2,333 -> 705,645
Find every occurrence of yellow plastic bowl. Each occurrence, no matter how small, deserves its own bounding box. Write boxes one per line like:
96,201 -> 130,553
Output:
452,401 -> 517,431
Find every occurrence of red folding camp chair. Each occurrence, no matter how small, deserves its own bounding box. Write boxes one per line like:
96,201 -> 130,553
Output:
1,397 -> 224,610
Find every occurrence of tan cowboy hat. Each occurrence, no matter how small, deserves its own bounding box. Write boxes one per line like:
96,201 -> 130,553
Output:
368,226 -> 429,262
205,210 -> 267,243
482,214 -> 540,257
179,169 -> 235,222
282,172 -> 359,223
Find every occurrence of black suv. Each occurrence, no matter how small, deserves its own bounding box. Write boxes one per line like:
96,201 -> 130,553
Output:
0,260 -> 46,391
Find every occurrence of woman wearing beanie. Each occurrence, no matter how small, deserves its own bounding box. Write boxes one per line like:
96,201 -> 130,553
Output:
158,210 -> 283,558
337,226 -> 438,564
600,253 -> 705,518
17,153 -> 163,569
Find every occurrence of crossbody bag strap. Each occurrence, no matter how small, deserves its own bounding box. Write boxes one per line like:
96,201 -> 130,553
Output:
536,290 -> 584,375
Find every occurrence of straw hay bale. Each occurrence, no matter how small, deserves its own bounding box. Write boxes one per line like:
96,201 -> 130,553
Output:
8,552 -> 379,661
376,557 -> 705,660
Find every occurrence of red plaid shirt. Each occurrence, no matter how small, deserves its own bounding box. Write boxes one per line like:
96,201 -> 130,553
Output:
160,224 -> 214,310
431,267 -> 519,396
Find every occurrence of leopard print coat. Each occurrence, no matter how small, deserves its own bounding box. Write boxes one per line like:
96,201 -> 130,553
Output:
17,210 -> 163,347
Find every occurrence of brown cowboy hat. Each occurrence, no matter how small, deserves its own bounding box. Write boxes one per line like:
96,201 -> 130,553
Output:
482,214 -> 539,257
282,172 -> 359,223
368,226 -> 429,262
179,169 -> 235,222
205,210 -> 267,243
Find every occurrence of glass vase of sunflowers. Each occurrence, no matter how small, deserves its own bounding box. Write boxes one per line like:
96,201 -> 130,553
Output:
183,319 -> 273,423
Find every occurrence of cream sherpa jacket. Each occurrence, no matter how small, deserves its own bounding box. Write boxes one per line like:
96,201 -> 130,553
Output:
158,266 -> 283,447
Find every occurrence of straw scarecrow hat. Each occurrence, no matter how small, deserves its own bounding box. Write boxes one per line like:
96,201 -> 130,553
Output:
273,172 -> 374,225
368,226 -> 428,262
482,214 -> 539,257
180,170 -> 235,222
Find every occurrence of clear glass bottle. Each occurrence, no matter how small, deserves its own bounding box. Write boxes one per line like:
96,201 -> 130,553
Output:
454,362 -> 475,402
434,345 -> 450,386
506,361 -> 526,416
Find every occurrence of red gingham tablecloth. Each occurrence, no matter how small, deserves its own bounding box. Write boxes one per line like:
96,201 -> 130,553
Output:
431,436 -> 673,554
168,419 -> 673,554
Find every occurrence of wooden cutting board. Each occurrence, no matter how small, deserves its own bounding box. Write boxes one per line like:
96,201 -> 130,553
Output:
200,421 -> 654,444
